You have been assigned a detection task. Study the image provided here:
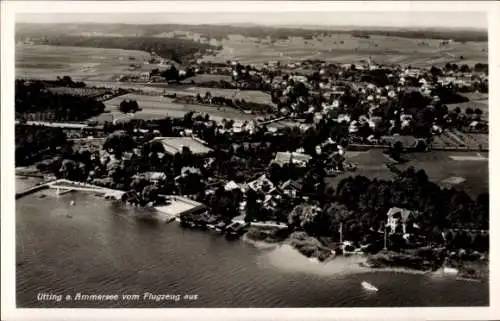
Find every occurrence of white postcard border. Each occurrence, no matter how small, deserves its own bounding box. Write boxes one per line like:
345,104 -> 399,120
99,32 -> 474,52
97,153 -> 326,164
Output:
2,1 -> 499,320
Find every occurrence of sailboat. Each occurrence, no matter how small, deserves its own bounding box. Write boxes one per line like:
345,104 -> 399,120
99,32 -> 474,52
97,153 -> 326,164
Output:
66,200 -> 75,218
361,281 -> 378,292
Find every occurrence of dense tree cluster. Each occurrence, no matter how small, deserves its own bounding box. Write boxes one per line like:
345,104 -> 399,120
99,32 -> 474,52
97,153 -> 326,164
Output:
16,80 -> 105,121
119,99 -> 140,114
284,167 -> 488,252
15,125 -> 68,166
349,29 -> 487,42
150,65 -> 196,82
474,63 -> 488,74
44,76 -> 86,88
333,168 -> 488,235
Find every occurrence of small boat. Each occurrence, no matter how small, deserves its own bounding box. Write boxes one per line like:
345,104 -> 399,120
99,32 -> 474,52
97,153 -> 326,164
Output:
70,200 -> 76,206
456,276 -> 481,283
66,214 -> 73,218
443,267 -> 459,275
361,281 -> 378,292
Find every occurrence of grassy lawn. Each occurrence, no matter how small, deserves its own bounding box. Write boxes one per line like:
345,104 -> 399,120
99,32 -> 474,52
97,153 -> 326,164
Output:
181,74 -> 232,84
326,150 -> 488,199
160,86 -> 275,106
396,151 -> 488,198
326,149 -> 396,188
93,93 -> 257,123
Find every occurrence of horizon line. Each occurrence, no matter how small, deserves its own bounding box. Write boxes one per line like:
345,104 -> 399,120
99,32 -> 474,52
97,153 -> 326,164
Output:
16,21 -> 488,32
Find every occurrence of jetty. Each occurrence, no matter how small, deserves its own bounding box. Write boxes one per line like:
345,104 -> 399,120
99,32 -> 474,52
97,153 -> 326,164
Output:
16,179 -> 126,200
47,179 -> 126,199
15,184 -> 50,199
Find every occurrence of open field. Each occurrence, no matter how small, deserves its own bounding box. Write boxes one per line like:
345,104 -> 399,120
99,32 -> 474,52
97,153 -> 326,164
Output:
93,93 -> 257,123
159,86 -> 275,106
431,130 -> 488,150
326,150 -> 397,188
81,81 -> 167,93
181,74 -> 233,84
462,92 -> 489,101
47,87 -> 109,97
16,45 -> 161,81
396,151 -> 488,198
199,34 -> 487,67
326,150 -> 488,198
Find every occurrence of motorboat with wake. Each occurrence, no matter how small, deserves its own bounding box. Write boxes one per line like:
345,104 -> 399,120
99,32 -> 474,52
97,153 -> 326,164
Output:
361,281 -> 378,292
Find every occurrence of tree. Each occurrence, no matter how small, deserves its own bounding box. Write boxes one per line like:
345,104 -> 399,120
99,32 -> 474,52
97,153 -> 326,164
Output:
103,130 -> 135,156
142,185 -> 159,204
119,100 -> 140,114
389,141 -> 404,162
183,111 -> 194,127
160,64 -> 180,81
465,107 -> 474,115
430,66 -> 442,78
459,64 -> 471,73
130,176 -> 149,193
245,189 -> 262,223
288,204 -> 322,233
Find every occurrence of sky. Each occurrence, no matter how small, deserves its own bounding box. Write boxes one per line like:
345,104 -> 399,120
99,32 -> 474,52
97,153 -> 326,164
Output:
16,12 -> 487,30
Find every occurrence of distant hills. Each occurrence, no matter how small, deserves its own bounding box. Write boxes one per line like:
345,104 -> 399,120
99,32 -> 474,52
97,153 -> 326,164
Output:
16,22 -> 487,42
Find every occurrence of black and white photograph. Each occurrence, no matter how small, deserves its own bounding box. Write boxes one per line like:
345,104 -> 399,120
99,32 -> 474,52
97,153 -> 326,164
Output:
1,1 -> 499,320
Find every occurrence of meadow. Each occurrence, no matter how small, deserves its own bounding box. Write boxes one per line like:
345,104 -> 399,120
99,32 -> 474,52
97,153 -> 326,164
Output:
159,86 -> 275,106
396,151 -> 488,198
16,44 -> 156,81
181,74 -> 233,84
326,149 -> 488,198
94,93 -> 257,123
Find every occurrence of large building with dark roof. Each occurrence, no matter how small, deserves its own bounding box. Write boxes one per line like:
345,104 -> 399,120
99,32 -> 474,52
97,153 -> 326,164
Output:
149,136 -> 213,156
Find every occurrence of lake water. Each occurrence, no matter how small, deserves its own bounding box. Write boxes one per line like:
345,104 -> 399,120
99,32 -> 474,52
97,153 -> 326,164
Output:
15,180 -> 488,308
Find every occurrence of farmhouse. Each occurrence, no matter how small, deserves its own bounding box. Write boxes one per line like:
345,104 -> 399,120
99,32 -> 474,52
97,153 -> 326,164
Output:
280,179 -> 303,198
149,137 -> 213,157
247,175 -> 276,194
386,207 -> 419,234
272,151 -> 312,167
224,180 -> 242,192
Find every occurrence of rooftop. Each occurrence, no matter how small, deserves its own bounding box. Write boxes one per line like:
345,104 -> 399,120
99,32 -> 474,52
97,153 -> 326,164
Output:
155,196 -> 206,218
273,151 -> 312,167
151,136 -> 213,156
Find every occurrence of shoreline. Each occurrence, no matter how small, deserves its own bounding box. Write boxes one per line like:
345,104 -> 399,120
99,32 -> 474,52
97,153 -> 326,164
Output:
244,231 -> 486,280
241,233 -> 281,249
17,176 -> 487,281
